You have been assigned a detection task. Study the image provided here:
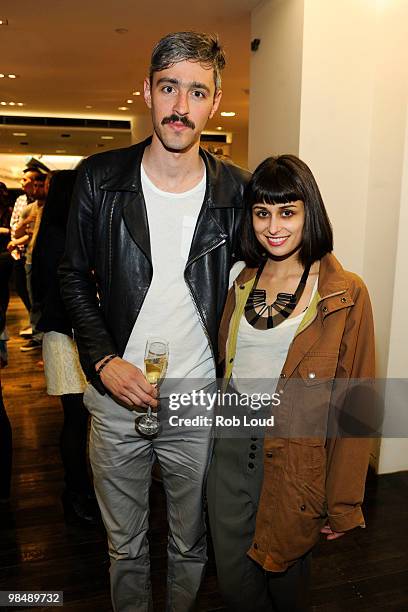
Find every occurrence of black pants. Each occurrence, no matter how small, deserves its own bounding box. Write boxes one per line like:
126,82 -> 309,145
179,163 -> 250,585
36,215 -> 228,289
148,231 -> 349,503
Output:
60,394 -> 92,495
0,381 -> 12,500
12,258 -> 31,314
0,252 -> 13,320
207,434 -> 311,612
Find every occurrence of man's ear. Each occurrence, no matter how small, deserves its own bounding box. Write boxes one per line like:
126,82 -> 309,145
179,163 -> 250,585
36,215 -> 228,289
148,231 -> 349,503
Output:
209,89 -> 222,119
144,76 -> 152,109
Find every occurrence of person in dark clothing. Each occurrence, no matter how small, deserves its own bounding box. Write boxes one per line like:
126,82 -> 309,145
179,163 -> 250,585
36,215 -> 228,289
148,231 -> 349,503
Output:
0,183 -> 13,322
0,303 -> 12,503
32,170 -> 97,524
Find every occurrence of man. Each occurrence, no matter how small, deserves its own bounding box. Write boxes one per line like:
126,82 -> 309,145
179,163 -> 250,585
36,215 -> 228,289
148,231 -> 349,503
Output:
60,31 -> 250,612
8,161 -> 49,336
13,176 -> 47,351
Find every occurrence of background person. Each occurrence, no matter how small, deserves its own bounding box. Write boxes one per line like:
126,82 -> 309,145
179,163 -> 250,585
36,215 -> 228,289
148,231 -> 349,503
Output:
31,170 -> 97,524
13,175 -> 48,352
0,182 -> 13,325
207,155 -> 375,612
8,162 -> 50,335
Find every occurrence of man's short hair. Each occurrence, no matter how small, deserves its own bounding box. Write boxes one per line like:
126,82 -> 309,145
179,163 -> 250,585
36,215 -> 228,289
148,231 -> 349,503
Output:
150,31 -> 226,91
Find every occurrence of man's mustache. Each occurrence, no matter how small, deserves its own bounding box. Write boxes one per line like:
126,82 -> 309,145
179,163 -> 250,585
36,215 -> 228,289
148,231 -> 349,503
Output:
161,114 -> 195,130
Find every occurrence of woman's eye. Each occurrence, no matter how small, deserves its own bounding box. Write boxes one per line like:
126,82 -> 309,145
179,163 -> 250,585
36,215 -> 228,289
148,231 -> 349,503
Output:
254,210 -> 269,218
281,210 -> 294,217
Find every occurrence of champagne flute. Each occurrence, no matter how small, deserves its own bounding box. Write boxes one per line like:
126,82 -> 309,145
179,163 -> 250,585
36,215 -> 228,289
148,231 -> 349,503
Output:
135,338 -> 169,436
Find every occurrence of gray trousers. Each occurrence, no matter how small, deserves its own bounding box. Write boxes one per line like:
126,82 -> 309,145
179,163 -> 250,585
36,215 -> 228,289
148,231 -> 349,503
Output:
84,384 -> 213,612
207,433 -> 311,612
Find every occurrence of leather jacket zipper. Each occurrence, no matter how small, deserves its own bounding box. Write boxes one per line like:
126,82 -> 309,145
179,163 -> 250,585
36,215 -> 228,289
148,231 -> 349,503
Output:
185,237 -> 227,364
107,196 -> 117,293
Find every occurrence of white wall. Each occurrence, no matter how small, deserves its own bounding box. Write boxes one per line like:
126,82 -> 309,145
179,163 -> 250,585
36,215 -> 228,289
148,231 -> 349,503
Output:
250,0 -> 408,473
249,0 -> 304,168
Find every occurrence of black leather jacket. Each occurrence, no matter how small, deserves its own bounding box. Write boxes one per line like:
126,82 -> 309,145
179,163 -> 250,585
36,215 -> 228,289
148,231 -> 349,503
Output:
59,137 -> 250,392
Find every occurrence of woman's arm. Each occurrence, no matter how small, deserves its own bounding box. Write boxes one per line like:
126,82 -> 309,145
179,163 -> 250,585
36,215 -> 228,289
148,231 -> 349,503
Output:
325,280 -> 375,534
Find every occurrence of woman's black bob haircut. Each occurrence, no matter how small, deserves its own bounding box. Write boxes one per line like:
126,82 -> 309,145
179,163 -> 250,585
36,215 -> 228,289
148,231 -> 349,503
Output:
241,155 -> 333,268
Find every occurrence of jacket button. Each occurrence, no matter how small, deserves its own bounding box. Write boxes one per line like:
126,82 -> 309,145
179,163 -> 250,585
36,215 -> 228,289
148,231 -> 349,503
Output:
253,542 -> 258,550
322,306 -> 328,313
240,285 -> 245,290
341,297 -> 347,303
281,372 -> 286,378
300,504 -> 306,511
266,452 -> 273,458
248,462 -> 255,469
250,444 -> 257,451
251,437 -> 258,442
249,452 -> 255,459
279,389 -> 284,395
308,372 -> 316,379
229,358 -> 234,363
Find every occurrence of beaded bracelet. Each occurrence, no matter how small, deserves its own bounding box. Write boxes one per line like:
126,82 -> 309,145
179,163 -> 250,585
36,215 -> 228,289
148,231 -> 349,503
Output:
96,353 -> 118,376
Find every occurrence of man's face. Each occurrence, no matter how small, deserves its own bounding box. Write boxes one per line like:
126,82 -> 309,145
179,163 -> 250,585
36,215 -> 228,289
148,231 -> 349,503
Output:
20,171 -> 39,196
144,60 -> 222,153
32,180 -> 45,201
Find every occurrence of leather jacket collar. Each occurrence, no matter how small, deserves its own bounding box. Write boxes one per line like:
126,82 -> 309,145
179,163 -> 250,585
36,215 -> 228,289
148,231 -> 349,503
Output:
99,136 -> 245,209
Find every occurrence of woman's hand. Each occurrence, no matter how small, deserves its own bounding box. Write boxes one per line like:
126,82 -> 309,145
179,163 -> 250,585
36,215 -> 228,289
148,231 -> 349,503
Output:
320,524 -> 345,541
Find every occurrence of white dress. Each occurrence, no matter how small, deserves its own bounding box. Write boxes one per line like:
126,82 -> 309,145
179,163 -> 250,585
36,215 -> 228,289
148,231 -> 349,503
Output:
42,331 -> 87,395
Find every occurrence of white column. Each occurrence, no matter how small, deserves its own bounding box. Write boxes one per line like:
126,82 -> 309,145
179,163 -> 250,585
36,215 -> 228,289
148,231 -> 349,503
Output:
249,0 -> 408,473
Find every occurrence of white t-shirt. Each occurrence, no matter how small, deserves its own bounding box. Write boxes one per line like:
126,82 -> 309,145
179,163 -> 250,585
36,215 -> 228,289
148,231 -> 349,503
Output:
230,262 -> 317,395
123,165 -> 215,389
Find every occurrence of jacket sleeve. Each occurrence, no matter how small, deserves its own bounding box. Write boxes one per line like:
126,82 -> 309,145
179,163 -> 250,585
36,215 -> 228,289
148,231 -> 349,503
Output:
325,280 -> 376,533
58,160 -> 117,385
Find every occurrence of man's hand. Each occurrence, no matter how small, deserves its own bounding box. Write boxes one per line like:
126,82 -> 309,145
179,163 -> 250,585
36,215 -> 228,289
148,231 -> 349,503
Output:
320,524 -> 345,541
96,356 -> 158,410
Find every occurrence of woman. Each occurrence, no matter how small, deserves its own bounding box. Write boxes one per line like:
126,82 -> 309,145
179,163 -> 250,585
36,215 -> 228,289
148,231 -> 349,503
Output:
207,155 -> 375,611
31,170 -> 98,524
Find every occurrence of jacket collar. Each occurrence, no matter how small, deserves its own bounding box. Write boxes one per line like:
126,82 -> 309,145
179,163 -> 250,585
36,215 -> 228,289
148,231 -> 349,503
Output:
230,254 -> 354,383
99,136 -> 244,209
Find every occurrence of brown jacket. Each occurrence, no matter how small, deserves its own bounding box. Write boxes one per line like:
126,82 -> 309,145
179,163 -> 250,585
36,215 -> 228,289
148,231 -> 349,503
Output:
218,253 -> 375,572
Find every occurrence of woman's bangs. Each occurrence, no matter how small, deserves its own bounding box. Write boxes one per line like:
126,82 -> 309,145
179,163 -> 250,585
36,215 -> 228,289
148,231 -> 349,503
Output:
252,184 -> 301,206
251,164 -> 302,205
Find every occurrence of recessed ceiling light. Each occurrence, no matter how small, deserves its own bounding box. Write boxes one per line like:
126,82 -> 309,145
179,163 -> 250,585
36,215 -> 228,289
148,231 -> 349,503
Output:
7,74 -> 18,79
85,105 -> 93,109
220,111 -> 236,117
56,149 -> 66,153
0,74 -> 4,78
132,91 -> 141,96
101,136 -> 114,140
17,102 -> 24,106
0,19 -> 9,26
126,99 -> 133,104
13,132 -> 27,137
0,101 -> 6,105
118,106 -> 128,111
216,126 -> 223,130
8,101 -> 15,106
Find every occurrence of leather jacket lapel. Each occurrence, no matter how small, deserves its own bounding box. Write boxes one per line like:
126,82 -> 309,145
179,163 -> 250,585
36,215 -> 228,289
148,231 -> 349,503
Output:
122,190 -> 152,264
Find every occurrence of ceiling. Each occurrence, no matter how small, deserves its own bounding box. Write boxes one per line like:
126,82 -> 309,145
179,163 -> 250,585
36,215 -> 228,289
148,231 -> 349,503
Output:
0,0 -> 259,156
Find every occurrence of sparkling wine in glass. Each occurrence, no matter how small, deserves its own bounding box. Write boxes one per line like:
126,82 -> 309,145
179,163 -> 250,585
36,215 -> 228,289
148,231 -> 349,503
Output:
135,338 -> 169,437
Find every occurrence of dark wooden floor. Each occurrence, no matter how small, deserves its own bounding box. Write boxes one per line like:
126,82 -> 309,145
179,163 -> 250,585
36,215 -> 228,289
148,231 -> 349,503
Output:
1,295 -> 407,611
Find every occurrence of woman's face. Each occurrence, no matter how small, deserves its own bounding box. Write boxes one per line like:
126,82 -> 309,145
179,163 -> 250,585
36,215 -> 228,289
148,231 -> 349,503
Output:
252,200 -> 305,259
